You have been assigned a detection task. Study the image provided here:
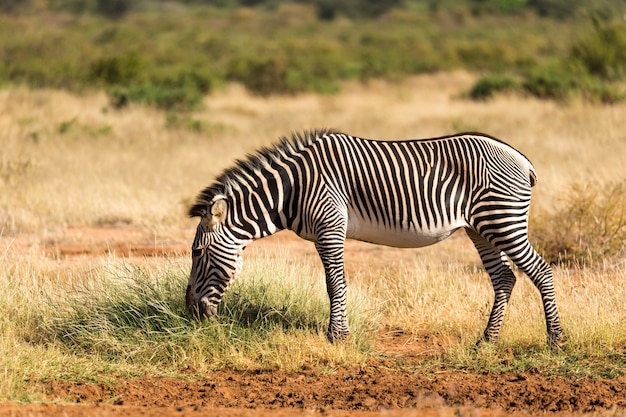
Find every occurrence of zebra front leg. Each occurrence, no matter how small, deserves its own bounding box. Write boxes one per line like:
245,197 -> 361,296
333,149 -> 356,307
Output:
315,238 -> 349,343
467,229 -> 516,343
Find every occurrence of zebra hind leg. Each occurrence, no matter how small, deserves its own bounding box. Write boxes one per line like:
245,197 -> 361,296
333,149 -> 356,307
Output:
502,239 -> 565,348
466,229 -> 517,344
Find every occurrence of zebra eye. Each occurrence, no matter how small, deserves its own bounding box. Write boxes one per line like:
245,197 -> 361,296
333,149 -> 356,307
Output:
192,248 -> 203,258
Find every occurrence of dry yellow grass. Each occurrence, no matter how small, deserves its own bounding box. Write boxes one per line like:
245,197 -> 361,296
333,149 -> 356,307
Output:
2,72 -> 624,238
1,74 -> 625,387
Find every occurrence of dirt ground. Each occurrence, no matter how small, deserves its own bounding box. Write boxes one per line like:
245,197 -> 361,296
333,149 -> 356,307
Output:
3,228 -> 626,417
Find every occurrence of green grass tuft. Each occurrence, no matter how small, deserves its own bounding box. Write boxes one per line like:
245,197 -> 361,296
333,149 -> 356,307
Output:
37,255 -> 375,376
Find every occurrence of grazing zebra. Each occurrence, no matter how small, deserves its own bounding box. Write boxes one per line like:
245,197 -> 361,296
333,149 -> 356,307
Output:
187,129 -> 563,346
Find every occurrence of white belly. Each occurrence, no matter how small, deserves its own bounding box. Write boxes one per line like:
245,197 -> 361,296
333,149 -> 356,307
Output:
346,214 -> 464,248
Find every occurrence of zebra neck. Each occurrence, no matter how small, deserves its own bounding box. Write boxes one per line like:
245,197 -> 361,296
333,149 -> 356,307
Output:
230,174 -> 292,241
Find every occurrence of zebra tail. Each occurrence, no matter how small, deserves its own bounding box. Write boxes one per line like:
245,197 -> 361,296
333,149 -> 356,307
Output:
529,164 -> 538,187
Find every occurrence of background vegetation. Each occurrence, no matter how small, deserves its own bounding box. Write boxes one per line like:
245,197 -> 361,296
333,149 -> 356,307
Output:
0,0 -> 625,107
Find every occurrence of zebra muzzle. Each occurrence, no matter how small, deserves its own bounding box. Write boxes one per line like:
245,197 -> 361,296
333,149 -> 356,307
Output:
186,287 -> 218,319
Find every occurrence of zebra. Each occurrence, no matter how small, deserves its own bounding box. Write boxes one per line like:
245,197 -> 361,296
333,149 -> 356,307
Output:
186,129 -> 564,347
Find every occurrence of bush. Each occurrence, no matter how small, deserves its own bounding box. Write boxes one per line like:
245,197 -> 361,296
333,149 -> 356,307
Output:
580,76 -> 626,104
522,67 -> 575,100
0,0 -> 30,13
228,53 -> 290,96
3,2 -> 626,104
466,17 -> 626,103
468,74 -> 519,100
455,41 -> 518,71
110,84 -> 203,111
96,0 -> 131,18
227,41 -> 349,95
469,0 -> 527,15
88,53 -> 145,86
569,18 -> 626,81
532,181 -> 626,266
107,67 -> 214,110
526,0 -> 584,19
301,0 -> 404,20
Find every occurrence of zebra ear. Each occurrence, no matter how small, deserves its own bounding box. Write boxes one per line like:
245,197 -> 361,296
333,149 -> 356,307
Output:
188,204 -> 207,218
208,198 -> 228,229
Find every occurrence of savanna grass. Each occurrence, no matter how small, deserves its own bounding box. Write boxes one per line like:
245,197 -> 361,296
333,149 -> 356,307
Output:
1,72 -> 626,401
2,232 -> 626,403
413,263 -> 626,377
0,251 -> 375,400
2,251 -> 375,385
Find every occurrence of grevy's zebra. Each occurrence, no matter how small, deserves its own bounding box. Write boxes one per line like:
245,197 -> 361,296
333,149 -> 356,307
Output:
187,129 -> 563,346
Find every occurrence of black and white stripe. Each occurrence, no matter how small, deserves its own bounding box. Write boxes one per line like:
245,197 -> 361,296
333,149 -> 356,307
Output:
187,129 -> 563,346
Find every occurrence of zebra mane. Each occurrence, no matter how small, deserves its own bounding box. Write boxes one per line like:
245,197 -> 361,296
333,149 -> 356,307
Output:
188,128 -> 339,217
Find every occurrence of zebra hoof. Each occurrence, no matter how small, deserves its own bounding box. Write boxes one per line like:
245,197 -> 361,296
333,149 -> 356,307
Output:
326,328 -> 349,343
549,333 -> 567,350
474,334 -> 498,350
478,330 -> 499,345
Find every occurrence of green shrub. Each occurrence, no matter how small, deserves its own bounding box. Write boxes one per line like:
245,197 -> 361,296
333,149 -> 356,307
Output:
358,31 -> 441,79
466,17 -> 626,103
228,53 -> 290,96
455,41 -> 518,71
532,181 -> 626,266
0,0 -> 31,13
301,0 -> 404,20
580,76 -> 626,104
522,67 -> 575,100
3,2 -> 625,103
526,0 -> 584,19
569,18 -> 626,81
107,67 -> 215,110
110,84 -> 203,111
469,0 -> 527,15
96,0 -> 131,18
227,41 -> 349,95
468,74 -> 519,100
88,53 -> 145,86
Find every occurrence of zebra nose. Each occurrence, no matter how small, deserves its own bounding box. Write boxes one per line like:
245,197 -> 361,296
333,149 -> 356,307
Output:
199,297 -> 218,318
187,294 -> 218,320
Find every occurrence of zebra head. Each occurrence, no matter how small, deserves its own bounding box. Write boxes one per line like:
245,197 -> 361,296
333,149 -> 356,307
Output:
186,194 -> 244,319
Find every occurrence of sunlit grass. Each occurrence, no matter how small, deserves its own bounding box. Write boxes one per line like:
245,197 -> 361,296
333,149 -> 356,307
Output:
1,233 -> 626,402
0,248 -> 378,401
1,76 -> 625,234
1,75 -> 625,402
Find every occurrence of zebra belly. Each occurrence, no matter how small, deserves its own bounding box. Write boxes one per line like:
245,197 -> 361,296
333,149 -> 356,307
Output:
346,214 -> 464,248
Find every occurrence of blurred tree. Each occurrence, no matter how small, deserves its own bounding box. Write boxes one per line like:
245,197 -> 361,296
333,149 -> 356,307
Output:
527,0 -> 583,19
469,0 -> 527,15
294,0 -> 405,19
88,53 -> 145,86
48,0 -> 96,13
0,0 -> 30,13
96,0 -> 131,18
570,17 -> 626,81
